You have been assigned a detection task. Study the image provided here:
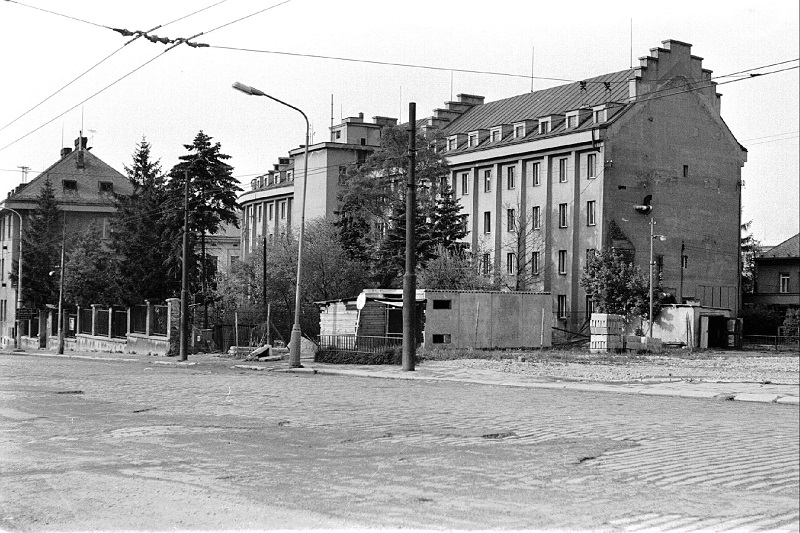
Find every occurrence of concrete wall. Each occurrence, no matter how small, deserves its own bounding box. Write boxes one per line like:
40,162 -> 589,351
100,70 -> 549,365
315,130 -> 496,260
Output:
423,290 -> 553,349
628,304 -> 732,347
318,301 -> 358,336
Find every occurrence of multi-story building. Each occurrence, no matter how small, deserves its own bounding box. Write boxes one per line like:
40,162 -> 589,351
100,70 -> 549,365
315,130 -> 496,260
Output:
0,136 -> 134,347
437,39 -> 747,329
238,113 -> 397,256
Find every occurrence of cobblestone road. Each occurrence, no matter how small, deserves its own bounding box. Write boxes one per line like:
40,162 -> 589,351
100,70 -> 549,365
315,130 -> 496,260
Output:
1,353 -> 798,530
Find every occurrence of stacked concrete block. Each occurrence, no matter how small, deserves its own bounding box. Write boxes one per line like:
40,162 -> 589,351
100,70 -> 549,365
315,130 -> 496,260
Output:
624,335 -> 643,353
589,313 -> 624,353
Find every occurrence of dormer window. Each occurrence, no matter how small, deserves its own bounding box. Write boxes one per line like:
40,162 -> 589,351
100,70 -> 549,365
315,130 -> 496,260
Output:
63,180 -> 77,191
490,127 -> 502,142
592,106 -> 608,124
566,112 -> 579,129
538,119 -> 551,135
99,181 -> 113,193
468,132 -> 478,147
333,130 -> 342,140
447,136 -> 458,151
513,123 -> 525,139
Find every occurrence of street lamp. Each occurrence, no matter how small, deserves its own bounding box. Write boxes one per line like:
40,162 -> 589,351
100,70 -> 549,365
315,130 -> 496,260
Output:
2,208 -> 24,350
649,218 -> 666,338
233,81 -> 309,368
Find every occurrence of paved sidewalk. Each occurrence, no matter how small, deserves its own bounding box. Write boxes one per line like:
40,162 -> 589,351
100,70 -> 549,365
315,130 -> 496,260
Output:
4,348 -> 798,405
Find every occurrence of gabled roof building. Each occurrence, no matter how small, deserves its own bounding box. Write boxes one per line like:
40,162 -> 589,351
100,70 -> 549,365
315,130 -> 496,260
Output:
747,234 -> 799,310
0,136 -> 133,347
437,39 -> 747,329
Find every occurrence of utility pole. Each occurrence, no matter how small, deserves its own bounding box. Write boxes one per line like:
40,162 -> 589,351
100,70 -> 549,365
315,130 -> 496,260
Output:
57,213 -> 66,354
179,170 -> 190,361
262,236 -> 268,342
402,102 -> 417,372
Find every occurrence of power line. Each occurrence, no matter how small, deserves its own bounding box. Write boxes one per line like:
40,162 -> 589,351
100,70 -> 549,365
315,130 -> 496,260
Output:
203,0 -> 293,35
4,0 -> 110,29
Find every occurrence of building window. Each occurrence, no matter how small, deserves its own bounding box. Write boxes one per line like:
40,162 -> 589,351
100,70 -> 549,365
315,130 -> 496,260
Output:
558,203 -> 568,228
681,255 -> 689,269
468,133 -> 478,147
461,172 -> 469,195
507,166 -> 516,189
491,129 -> 501,142
531,251 -> 540,275
539,120 -> 550,134
566,114 -> 577,129
683,165 -> 689,178
557,295 -> 568,319
507,209 -> 516,232
514,124 -> 525,138
532,162 -> 541,186
586,295 -> 595,318
484,170 -> 492,192
257,204 -> 263,223
780,273 -> 791,293
593,108 -> 606,124
558,250 -> 567,274
587,153 -> 597,178
558,158 -> 568,183
268,204 -> 274,220
280,202 -> 286,219
63,180 -> 77,190
460,214 -> 469,234
507,253 -> 516,274
482,253 -> 491,275
448,137 -> 457,151
101,217 -> 111,239
432,334 -> 452,344
99,181 -> 113,192
483,212 -> 491,233
587,200 -> 596,226
432,299 -> 452,310
532,206 -> 541,230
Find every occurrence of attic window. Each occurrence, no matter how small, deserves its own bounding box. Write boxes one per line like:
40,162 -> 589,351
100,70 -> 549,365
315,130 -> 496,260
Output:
334,130 -> 342,140
566,112 -> 579,129
490,128 -> 501,142
468,132 -> 478,147
538,119 -> 551,134
99,181 -> 113,193
447,136 -> 458,151
63,180 -> 77,191
513,124 -> 525,138
593,107 -> 607,124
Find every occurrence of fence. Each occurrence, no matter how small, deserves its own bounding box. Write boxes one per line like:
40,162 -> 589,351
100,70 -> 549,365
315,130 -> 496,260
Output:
743,335 -> 799,352
318,334 -> 403,355
66,312 -> 77,338
79,308 -> 93,334
111,309 -> 127,339
213,323 -> 268,354
131,305 -> 147,334
152,305 -> 168,336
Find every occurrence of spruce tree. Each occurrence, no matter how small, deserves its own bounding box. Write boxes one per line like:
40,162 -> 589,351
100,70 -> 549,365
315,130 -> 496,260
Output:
64,224 -> 119,306
431,183 -> 467,253
15,178 -> 62,309
374,197 -> 435,287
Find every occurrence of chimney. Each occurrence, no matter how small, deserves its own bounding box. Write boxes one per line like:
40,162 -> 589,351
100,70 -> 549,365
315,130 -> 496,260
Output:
61,147 -> 72,158
74,136 -> 88,151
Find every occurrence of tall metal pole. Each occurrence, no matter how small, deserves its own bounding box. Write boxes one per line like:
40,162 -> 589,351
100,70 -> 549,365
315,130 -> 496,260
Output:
262,235 -> 267,332
231,82 -> 308,368
179,169 -> 190,361
649,217 -> 654,339
57,213 -> 66,354
4,208 -> 24,350
402,102 -> 417,371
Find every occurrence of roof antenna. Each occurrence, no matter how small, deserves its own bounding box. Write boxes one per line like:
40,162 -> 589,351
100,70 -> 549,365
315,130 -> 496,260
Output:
530,46 -> 535,92
630,18 -> 633,69
330,94 -> 334,130
18,166 -> 30,184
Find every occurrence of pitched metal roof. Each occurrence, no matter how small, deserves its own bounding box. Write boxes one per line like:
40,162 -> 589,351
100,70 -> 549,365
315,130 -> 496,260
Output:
761,234 -> 799,259
443,69 -> 633,135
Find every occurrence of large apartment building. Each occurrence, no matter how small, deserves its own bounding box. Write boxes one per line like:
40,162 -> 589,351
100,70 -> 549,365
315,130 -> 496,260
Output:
438,39 -> 747,328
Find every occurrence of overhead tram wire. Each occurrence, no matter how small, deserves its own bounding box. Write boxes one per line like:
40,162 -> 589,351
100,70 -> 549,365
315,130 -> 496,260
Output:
3,0 -> 111,29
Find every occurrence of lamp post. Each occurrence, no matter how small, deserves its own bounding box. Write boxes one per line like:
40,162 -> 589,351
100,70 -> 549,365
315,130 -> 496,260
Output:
233,81 -> 309,368
649,218 -> 666,338
2,208 -> 24,350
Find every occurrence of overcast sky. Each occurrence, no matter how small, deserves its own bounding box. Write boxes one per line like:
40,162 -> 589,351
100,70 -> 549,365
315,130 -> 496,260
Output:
0,0 -> 797,244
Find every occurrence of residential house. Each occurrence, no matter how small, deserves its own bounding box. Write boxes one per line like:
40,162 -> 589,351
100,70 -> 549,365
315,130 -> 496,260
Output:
746,234 -> 799,310
0,136 -> 133,347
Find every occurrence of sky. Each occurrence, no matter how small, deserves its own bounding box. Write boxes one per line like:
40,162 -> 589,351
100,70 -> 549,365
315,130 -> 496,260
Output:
0,0 -> 797,245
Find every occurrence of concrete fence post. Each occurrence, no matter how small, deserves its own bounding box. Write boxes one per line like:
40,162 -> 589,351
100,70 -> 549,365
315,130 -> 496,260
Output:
166,298 -> 181,355
91,304 -> 98,337
145,300 -> 152,337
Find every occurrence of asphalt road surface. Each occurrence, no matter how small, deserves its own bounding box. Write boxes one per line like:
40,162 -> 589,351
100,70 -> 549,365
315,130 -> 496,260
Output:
1,353 -> 798,531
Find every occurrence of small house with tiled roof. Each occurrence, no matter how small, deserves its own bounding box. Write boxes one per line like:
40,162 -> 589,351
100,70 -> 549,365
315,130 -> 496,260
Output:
432,39 -> 747,329
747,234 -> 800,310
0,136 -> 133,346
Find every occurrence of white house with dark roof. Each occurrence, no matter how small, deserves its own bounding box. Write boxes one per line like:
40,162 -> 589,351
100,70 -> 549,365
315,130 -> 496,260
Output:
435,39 -> 747,330
0,136 -> 133,347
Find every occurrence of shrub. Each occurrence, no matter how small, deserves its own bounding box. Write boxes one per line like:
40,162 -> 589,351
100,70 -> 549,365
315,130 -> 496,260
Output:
315,345 -> 417,365
740,305 -> 783,335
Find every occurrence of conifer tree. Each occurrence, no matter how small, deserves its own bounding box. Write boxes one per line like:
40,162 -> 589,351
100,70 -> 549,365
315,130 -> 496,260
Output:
431,183 -> 467,253
64,223 -> 119,306
14,178 -> 62,309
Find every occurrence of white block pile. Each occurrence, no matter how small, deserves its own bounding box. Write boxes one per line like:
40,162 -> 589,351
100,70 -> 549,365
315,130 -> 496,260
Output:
589,313 -> 625,353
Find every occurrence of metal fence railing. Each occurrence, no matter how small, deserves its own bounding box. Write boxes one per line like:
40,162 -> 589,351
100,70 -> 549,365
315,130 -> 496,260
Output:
318,335 -> 403,355
742,335 -> 800,352
79,308 -> 93,334
152,305 -> 168,336
131,305 -> 147,334
111,310 -> 128,339
95,309 -> 110,337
